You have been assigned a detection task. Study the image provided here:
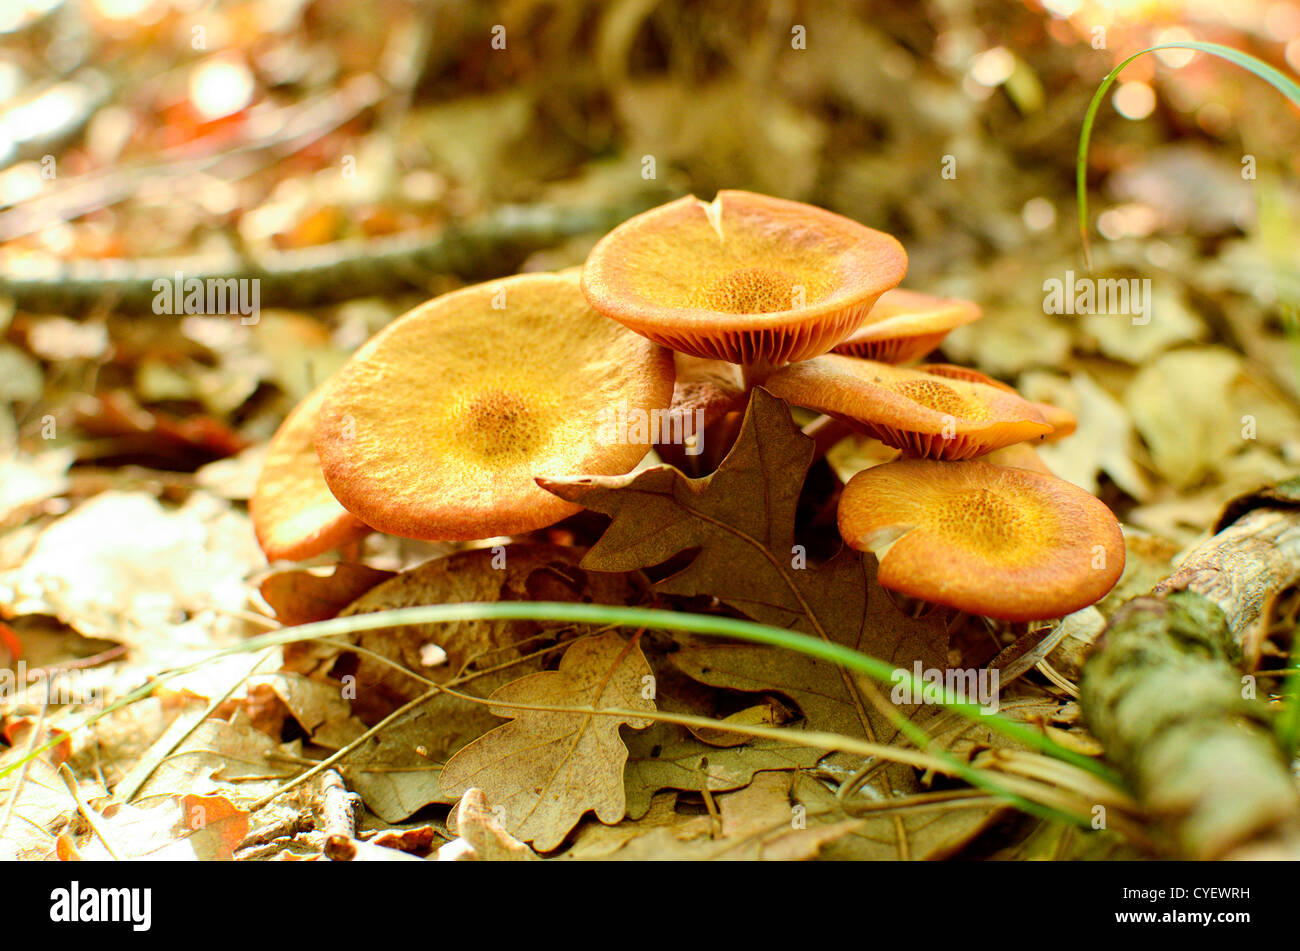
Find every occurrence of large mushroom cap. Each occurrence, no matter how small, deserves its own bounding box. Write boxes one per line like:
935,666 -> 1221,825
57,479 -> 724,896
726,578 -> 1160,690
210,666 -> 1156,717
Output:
314,271 -> 676,541
581,190 -> 906,369
251,382 -> 370,561
838,459 -> 1125,621
765,354 -> 1051,459
833,289 -> 980,364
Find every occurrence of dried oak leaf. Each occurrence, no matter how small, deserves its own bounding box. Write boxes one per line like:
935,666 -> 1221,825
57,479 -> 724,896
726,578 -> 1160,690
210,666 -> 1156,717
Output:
290,543 -> 638,716
319,544 -> 639,822
439,631 -> 655,852
623,720 -> 822,820
789,771 -> 1007,861
569,773 -> 862,861
258,563 -> 395,627
541,388 -> 948,752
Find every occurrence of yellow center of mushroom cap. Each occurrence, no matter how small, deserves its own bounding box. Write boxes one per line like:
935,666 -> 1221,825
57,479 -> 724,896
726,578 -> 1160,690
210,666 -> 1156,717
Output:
888,378 -> 992,422
456,389 -> 552,464
703,267 -> 803,314
938,487 -> 1031,554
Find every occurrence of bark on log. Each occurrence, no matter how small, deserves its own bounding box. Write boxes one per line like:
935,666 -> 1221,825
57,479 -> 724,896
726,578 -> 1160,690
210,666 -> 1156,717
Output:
1081,487 -> 1300,860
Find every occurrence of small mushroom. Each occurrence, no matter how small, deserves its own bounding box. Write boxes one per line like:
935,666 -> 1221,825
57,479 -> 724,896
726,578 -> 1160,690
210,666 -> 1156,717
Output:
313,271 -> 676,541
921,364 -> 1078,441
250,382 -> 370,561
764,354 -> 1051,459
838,458 -> 1125,621
580,190 -> 906,383
832,289 -> 980,364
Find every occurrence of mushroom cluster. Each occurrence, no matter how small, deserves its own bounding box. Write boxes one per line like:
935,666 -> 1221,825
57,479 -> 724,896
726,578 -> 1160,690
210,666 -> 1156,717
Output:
252,190 -> 1124,622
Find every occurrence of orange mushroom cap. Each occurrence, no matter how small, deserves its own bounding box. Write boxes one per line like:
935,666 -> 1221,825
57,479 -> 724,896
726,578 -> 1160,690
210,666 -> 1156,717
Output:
920,363 -> 1017,393
921,365 -> 1078,442
833,289 -> 980,364
251,383 -> 370,562
313,271 -> 676,541
581,190 -> 906,371
765,354 -> 1052,460
838,459 -> 1125,621
1033,402 -> 1078,441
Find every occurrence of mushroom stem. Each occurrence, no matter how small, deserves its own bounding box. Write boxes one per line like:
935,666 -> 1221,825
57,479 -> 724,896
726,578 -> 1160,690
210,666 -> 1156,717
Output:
740,361 -> 777,390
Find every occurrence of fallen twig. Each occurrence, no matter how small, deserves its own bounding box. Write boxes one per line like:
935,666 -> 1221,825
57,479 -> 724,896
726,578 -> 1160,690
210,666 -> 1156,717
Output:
0,195 -> 667,312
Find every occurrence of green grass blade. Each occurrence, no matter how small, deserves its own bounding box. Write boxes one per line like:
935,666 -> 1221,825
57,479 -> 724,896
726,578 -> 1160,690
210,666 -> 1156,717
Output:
1,601 -> 1120,788
1077,41 -> 1300,267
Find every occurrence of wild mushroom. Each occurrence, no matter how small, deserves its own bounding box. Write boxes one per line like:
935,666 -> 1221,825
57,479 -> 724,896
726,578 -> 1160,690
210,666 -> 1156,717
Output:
838,458 -> 1125,621
313,271 -> 676,541
832,288 -> 980,364
580,190 -> 907,384
250,381 -> 370,562
764,354 -> 1051,459
921,364 -> 1078,441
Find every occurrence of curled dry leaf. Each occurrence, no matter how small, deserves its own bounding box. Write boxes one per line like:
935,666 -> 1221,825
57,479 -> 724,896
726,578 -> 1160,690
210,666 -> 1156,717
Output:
542,389 -> 949,753
448,788 -> 540,861
439,631 -> 656,852
245,672 -> 367,750
257,562 -> 396,627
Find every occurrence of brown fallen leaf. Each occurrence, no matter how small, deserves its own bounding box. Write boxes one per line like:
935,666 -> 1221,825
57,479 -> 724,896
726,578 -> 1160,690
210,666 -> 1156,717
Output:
245,672 -> 367,750
290,543 -> 639,717
258,563 -> 395,627
321,544 -> 641,822
622,720 -> 822,820
564,792 -> 703,859
131,712 -> 300,808
1124,347 -> 1243,489
369,825 -> 443,857
439,631 -> 656,852
0,489 -> 264,656
72,389 -> 246,468
0,756 -> 83,861
541,389 -> 948,753
448,787 -> 540,861
337,705 -> 448,824
1029,371 -> 1150,500
789,771 -> 1008,861
714,770 -> 865,860
686,698 -> 797,748
571,772 -> 862,860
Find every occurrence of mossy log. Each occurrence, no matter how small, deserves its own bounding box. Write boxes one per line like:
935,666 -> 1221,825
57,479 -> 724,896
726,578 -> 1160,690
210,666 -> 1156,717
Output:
1081,483 -> 1300,860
